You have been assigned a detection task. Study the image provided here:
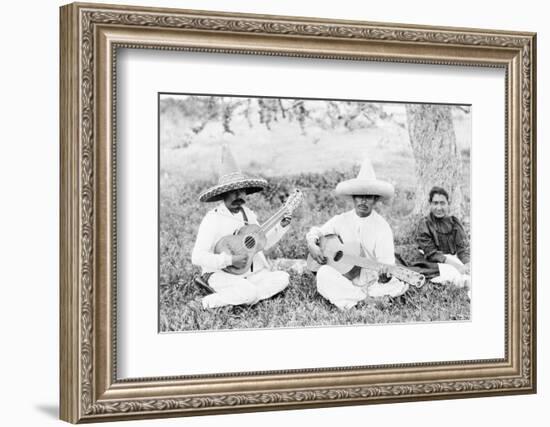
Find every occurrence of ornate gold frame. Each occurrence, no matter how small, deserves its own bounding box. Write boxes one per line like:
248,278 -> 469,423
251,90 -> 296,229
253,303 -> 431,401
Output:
60,2 -> 536,423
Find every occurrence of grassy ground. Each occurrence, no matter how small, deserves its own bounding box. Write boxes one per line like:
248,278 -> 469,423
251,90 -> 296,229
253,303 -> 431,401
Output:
159,270 -> 470,332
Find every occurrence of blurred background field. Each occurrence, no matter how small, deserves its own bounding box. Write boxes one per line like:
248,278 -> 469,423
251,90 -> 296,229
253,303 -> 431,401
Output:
159,95 -> 471,331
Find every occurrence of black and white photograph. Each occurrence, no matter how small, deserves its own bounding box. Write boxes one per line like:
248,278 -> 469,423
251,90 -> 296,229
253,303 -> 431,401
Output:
159,93 -> 472,332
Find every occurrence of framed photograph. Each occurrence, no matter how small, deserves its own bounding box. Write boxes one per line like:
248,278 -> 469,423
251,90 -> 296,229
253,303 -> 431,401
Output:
60,2 -> 536,423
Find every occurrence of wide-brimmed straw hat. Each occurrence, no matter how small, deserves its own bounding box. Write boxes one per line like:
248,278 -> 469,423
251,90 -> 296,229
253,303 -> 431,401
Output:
198,145 -> 267,203
335,158 -> 394,199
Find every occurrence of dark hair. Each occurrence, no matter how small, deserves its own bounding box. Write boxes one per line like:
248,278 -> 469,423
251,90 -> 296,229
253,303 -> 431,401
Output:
428,186 -> 449,203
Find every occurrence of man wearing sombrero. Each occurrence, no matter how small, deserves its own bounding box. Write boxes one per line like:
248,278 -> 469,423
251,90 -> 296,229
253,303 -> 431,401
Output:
306,158 -> 408,309
191,145 -> 292,309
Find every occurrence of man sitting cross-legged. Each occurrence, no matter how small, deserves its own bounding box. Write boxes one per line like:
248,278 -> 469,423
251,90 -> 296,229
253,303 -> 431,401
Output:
306,158 -> 409,310
191,145 -> 292,309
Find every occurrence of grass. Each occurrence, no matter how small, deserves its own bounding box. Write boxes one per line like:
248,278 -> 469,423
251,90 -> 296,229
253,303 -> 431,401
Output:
159,270 -> 471,332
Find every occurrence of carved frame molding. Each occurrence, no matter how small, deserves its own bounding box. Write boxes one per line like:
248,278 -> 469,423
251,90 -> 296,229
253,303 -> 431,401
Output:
60,2 -> 536,423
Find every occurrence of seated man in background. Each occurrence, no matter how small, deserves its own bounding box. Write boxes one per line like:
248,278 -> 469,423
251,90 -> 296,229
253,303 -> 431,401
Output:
415,186 -> 470,291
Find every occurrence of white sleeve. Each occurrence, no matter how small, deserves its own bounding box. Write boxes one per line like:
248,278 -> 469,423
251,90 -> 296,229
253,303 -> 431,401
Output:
320,215 -> 340,236
305,226 -> 323,247
191,214 -> 232,271
247,209 -> 259,225
375,223 -> 396,265
305,216 -> 339,246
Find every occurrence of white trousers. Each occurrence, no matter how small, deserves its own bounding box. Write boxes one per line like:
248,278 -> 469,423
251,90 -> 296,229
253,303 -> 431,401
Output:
433,254 -> 471,291
202,270 -> 289,309
316,265 -> 409,309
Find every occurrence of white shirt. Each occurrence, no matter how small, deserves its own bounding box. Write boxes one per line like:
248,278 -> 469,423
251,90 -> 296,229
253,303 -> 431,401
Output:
306,209 -> 396,265
191,203 -> 288,274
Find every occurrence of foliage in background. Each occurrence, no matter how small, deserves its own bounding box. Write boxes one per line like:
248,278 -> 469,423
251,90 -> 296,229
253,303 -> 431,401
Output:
161,95 -> 471,216
160,95 -> 397,149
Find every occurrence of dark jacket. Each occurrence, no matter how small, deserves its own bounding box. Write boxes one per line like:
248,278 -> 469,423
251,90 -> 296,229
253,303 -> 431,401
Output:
416,213 -> 470,264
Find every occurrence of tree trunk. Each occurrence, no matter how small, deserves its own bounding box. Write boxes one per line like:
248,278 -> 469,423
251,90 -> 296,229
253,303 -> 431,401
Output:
405,105 -> 464,217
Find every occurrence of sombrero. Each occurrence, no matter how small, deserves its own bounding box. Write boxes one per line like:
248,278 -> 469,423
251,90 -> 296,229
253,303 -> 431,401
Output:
198,145 -> 267,203
335,158 -> 394,199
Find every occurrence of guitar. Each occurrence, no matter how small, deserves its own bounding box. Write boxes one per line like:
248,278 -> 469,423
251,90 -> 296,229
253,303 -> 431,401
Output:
214,189 -> 303,275
306,234 -> 425,288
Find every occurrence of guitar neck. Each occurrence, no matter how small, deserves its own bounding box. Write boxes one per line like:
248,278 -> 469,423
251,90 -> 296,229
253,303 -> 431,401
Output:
340,253 -> 425,288
258,190 -> 302,235
341,253 -> 387,272
259,206 -> 286,234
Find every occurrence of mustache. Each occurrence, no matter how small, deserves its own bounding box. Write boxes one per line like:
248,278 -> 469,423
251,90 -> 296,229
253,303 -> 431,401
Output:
231,199 -> 245,205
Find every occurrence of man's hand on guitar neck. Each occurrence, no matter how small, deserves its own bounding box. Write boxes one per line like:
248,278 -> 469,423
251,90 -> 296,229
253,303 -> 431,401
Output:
356,243 -> 394,282
280,214 -> 293,228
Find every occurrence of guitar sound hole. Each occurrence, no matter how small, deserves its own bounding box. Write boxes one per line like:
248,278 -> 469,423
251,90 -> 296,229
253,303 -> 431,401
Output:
244,236 -> 256,249
334,251 -> 343,262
